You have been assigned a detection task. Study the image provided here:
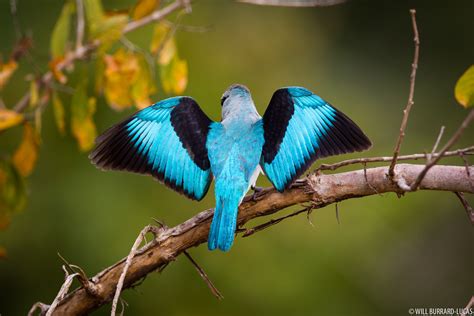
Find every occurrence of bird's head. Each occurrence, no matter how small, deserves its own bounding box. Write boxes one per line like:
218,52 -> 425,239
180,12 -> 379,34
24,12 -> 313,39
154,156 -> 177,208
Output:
220,84 -> 255,120
221,84 -> 251,106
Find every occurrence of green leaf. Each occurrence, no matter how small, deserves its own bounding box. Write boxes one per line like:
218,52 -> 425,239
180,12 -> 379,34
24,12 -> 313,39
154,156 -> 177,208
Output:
160,55 -> 187,95
0,159 -> 27,217
50,1 -> 74,58
455,65 -> 474,108
84,0 -> 105,28
52,92 -> 66,135
71,81 -> 97,151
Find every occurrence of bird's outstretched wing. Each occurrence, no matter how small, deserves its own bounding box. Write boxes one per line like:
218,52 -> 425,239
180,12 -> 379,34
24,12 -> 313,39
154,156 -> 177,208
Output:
261,87 -> 372,192
89,97 -> 213,200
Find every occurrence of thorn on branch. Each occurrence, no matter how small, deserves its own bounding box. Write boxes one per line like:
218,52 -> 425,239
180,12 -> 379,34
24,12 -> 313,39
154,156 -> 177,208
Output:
183,251 -> 224,300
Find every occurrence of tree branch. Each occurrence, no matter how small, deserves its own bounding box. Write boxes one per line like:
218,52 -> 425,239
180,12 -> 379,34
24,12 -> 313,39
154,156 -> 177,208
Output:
13,0 -> 188,113
33,164 -> 473,315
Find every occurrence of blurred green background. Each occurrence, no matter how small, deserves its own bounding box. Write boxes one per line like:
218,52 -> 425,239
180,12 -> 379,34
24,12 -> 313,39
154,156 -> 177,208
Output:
1,0 -> 473,315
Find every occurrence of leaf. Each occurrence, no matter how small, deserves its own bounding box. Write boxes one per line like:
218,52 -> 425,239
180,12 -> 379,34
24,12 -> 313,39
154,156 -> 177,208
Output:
0,59 -> 18,90
13,123 -> 40,177
71,83 -> 97,151
84,0 -> 127,50
0,159 -> 27,216
103,49 -> 140,110
0,109 -> 23,131
29,80 -> 39,108
52,92 -> 66,135
150,22 -> 173,58
84,0 -> 105,28
455,65 -> 474,108
131,56 -> 156,109
50,1 -> 74,58
160,55 -> 188,95
132,0 -> 159,20
93,14 -> 128,50
49,57 -> 68,84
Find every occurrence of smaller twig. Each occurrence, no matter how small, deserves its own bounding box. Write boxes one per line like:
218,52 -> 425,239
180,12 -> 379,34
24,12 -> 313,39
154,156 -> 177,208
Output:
75,0 -> 85,50
335,203 -> 340,224
27,302 -> 50,316
388,9 -> 420,179
111,225 -> 159,316
316,146 -> 474,172
46,271 -> 79,316
162,19 -> 213,33
461,296 -> 474,316
454,192 -> 474,225
428,126 -> 445,160
242,206 -> 313,237
183,251 -> 224,300
411,109 -> 474,190
9,0 -> 22,39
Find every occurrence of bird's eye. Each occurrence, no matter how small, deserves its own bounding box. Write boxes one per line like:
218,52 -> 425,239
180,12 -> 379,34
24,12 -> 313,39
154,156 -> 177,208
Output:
221,95 -> 228,106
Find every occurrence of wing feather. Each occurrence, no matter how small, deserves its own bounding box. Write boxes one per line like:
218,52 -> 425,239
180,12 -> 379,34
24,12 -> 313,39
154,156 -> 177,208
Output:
261,87 -> 371,191
90,96 -> 213,200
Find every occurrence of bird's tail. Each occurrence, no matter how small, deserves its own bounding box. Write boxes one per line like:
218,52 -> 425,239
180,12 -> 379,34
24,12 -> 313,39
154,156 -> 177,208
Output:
208,179 -> 246,251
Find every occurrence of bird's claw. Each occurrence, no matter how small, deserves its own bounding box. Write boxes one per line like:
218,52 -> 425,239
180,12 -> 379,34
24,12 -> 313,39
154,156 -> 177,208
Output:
250,185 -> 265,201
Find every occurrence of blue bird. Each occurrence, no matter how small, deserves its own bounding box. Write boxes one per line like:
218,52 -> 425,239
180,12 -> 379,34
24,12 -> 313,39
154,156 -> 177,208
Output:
90,84 -> 371,251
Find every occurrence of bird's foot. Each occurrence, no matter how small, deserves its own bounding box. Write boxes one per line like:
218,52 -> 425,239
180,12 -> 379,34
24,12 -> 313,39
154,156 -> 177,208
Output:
249,185 -> 265,201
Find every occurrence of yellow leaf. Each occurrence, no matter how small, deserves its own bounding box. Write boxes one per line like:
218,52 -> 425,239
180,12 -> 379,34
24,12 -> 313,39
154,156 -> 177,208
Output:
158,38 -> 177,66
103,49 -> 140,110
160,55 -> 188,95
0,60 -> 18,90
49,57 -> 67,84
455,65 -> 474,108
150,22 -> 172,56
0,109 -> 23,131
29,80 -> 39,108
50,1 -> 74,58
52,92 -> 66,135
131,56 -> 156,109
132,0 -> 159,20
13,123 -> 40,177
71,84 -> 97,151
94,14 -> 128,51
